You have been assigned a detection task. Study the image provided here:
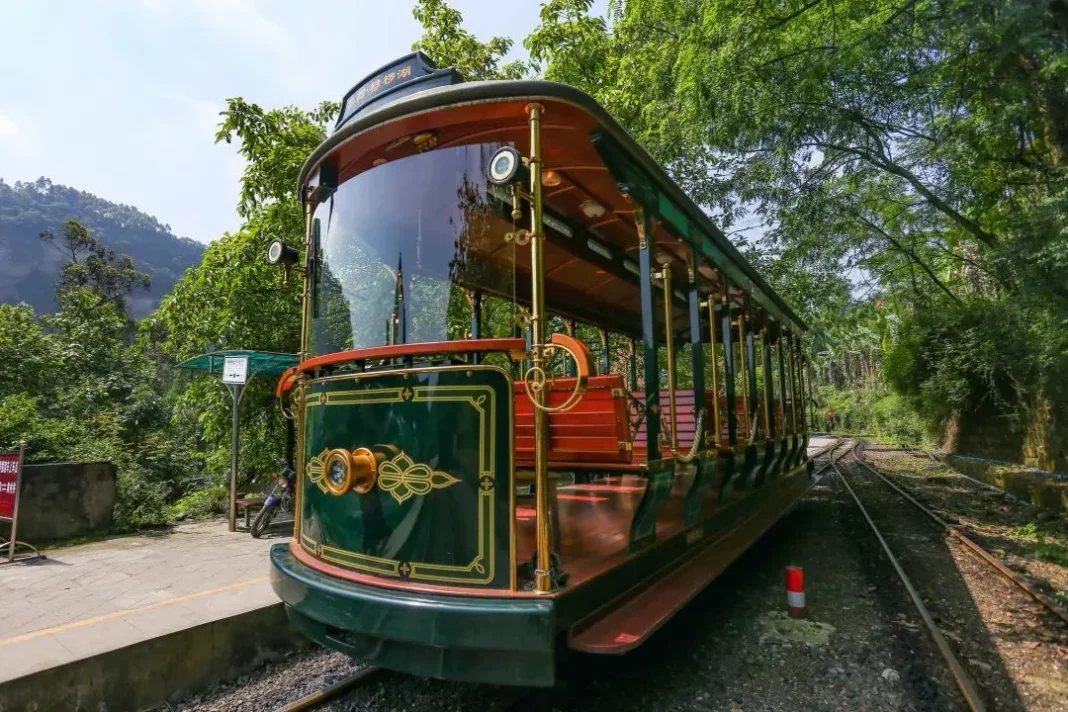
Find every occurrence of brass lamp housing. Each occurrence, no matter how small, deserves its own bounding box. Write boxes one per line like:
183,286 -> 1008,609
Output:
323,447 -> 378,496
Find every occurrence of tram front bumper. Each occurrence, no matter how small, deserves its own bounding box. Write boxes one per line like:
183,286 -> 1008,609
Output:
269,543 -> 558,686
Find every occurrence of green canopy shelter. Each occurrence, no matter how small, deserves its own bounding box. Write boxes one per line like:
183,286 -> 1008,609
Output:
178,350 -> 299,531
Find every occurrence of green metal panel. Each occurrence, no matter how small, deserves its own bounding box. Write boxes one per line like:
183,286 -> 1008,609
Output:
299,366 -> 513,589
683,457 -> 717,525
628,465 -> 674,551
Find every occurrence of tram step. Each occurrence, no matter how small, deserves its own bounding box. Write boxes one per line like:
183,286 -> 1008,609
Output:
568,496 -> 795,654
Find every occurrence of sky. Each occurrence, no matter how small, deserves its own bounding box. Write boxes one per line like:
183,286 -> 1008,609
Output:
0,1 -> 593,244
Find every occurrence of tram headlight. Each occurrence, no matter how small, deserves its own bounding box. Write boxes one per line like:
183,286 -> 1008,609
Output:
487,146 -> 529,187
323,447 -> 378,496
266,238 -> 299,267
324,449 -> 354,496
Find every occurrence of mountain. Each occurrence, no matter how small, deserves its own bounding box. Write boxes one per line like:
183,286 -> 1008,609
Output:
0,177 -> 205,317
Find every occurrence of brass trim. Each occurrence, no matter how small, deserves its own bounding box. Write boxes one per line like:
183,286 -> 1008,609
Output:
736,310 -> 750,439
351,446 -> 378,494
526,101 -> 554,595
707,295 -> 721,448
658,265 -> 680,452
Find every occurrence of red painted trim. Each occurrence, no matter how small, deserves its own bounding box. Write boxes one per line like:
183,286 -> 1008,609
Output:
297,338 -> 527,373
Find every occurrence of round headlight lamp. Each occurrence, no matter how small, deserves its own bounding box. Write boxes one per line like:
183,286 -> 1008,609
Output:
323,447 -> 378,496
324,449 -> 354,496
266,238 -> 299,266
487,146 -> 528,186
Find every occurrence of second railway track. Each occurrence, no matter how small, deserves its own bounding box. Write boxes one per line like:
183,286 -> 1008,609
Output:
832,440 -> 1068,712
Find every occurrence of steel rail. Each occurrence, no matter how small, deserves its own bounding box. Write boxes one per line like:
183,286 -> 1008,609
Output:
853,442 -> 1068,626
831,451 -> 987,712
275,666 -> 383,712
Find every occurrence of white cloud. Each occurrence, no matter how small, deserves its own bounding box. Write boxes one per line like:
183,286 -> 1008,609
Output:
0,110 -> 20,138
160,90 -> 225,138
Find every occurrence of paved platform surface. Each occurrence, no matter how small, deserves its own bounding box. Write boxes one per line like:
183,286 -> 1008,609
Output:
0,519 -> 286,684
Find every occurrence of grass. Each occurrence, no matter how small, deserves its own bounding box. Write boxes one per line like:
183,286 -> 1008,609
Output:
1008,522 -> 1068,567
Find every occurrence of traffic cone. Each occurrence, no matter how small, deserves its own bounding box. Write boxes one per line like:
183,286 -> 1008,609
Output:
786,566 -> 805,618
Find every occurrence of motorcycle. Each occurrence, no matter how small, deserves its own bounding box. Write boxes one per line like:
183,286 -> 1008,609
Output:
251,460 -> 296,538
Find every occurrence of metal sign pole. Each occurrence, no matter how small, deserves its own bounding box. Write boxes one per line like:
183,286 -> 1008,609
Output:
7,441 -> 27,563
229,384 -> 242,532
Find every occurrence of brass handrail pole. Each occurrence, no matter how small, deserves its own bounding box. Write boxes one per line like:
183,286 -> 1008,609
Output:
705,298 -> 720,449
657,263 -> 679,451
526,103 -> 554,594
761,327 -> 771,439
736,312 -> 750,440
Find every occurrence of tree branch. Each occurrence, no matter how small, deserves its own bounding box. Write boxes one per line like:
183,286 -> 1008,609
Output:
851,213 -> 962,303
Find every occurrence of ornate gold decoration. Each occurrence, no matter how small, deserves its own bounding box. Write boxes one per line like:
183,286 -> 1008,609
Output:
377,451 -> 459,504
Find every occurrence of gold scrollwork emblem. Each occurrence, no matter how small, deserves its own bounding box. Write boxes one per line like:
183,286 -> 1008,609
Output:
377,451 -> 459,504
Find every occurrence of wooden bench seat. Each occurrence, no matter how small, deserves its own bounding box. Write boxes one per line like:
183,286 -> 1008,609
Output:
515,375 -> 632,468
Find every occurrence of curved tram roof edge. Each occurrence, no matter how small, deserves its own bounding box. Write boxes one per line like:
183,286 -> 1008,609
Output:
297,78 -> 807,334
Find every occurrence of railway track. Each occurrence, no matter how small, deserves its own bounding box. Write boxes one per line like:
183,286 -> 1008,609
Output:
273,665 -> 540,711
834,439 -> 1068,712
854,442 -> 1068,626
830,443 -> 987,712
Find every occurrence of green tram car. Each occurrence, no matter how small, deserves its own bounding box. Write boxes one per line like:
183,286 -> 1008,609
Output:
269,52 -> 814,687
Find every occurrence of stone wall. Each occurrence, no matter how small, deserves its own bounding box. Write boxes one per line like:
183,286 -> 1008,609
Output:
0,461 -> 115,542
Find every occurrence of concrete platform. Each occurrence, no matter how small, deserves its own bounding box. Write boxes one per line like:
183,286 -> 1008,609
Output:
0,519 -> 304,711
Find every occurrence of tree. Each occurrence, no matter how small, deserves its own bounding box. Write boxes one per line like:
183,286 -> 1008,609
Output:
40,218 -> 151,314
412,0 -> 529,80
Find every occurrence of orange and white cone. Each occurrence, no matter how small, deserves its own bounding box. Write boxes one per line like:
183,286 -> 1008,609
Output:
786,566 -> 805,618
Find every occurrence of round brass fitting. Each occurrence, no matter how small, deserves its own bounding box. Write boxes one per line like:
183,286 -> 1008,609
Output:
323,447 -> 378,496
350,447 -> 378,494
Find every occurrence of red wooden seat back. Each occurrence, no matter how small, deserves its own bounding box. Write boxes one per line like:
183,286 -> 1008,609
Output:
515,374 -> 633,467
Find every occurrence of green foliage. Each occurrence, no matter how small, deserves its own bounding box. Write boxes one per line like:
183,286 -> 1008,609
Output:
412,0 -> 530,80
818,385 -> 928,447
169,483 -> 228,521
0,221 -> 186,529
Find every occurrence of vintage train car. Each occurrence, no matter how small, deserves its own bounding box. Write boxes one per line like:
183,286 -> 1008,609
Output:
268,52 -> 813,687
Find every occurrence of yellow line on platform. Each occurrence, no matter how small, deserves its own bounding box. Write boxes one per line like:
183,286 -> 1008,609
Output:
0,576 -> 270,647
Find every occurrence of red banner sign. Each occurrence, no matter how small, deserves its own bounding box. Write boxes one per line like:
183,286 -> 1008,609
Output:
0,452 -> 20,520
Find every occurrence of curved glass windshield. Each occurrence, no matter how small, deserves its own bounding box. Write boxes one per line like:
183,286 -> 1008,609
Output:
310,144 -> 516,356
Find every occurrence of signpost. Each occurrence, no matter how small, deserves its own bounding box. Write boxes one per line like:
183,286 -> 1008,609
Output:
177,351 -> 298,533
1,441 -> 40,563
223,356 -> 248,532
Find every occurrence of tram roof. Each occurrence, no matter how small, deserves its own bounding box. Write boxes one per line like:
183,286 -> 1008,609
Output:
299,58 -> 805,335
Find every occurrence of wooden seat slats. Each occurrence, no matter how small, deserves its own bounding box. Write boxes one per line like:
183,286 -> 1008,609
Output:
514,375 -> 632,467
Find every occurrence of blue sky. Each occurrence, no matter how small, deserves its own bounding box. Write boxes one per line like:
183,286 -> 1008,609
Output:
0,1 -> 597,244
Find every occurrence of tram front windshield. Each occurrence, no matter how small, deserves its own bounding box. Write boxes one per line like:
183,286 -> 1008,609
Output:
310,143 -> 516,357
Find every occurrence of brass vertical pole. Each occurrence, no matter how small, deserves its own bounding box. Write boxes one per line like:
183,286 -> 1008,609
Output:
736,313 -> 750,440
527,103 -> 554,594
659,264 -> 679,451
706,298 -> 721,448
786,332 -> 798,434
299,201 -> 314,361
761,328 -> 771,439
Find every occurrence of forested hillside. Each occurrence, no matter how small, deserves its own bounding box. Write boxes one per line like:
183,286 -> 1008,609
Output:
0,177 -> 204,316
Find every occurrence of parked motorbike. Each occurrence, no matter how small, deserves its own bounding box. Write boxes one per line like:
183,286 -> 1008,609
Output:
251,460 -> 295,538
